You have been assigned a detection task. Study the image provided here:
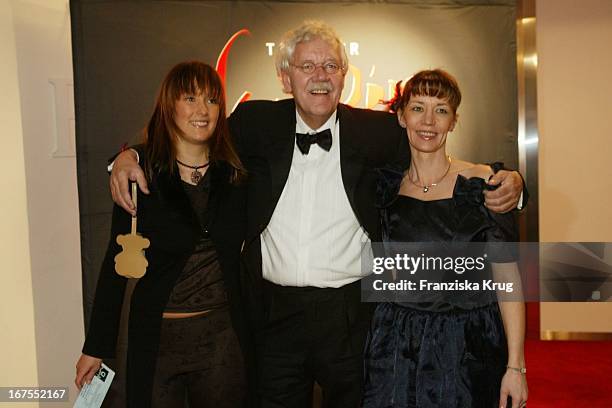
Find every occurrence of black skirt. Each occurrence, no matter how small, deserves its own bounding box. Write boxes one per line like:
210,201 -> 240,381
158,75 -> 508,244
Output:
362,302 -> 508,408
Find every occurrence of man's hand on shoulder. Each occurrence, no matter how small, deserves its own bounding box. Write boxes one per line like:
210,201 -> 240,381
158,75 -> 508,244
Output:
484,170 -> 523,214
110,149 -> 148,216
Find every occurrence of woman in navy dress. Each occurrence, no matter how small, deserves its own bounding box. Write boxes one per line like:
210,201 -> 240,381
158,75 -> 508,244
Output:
362,70 -> 528,408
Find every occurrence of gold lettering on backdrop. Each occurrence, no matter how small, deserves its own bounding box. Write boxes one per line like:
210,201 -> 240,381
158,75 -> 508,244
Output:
343,64 -> 362,106
365,83 -> 384,109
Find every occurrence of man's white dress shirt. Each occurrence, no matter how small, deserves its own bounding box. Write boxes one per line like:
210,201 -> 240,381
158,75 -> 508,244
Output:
260,111 -> 370,288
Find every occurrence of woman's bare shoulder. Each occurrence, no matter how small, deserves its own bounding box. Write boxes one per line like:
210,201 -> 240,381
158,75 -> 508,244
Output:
453,159 -> 494,180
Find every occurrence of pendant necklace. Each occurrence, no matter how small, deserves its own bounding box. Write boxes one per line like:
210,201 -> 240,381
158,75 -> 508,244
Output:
409,156 -> 452,193
176,158 -> 210,184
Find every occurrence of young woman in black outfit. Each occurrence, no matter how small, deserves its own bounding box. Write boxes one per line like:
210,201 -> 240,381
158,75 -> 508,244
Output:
75,61 -> 250,408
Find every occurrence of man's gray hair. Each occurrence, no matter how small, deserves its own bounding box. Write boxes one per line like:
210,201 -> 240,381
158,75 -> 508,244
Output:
275,20 -> 349,76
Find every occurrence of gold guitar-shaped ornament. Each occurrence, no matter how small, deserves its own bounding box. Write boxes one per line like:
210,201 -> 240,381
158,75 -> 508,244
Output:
114,183 -> 150,278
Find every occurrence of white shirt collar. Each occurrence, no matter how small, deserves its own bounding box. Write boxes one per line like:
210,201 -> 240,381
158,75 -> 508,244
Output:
295,110 -> 338,135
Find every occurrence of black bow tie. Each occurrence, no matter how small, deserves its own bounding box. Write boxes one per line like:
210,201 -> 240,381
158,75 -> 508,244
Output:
296,129 -> 333,155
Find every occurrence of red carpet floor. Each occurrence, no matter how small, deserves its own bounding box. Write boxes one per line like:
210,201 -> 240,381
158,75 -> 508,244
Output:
525,339 -> 612,407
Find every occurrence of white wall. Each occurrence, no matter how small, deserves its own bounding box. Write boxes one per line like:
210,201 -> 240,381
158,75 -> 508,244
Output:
537,0 -> 612,333
0,1 -> 39,407
1,0 -> 83,406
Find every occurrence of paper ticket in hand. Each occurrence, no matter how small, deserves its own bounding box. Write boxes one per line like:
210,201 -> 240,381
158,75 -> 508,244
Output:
73,363 -> 115,408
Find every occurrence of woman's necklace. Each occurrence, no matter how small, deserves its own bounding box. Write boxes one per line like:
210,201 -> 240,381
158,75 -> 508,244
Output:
408,156 -> 452,193
176,158 -> 210,184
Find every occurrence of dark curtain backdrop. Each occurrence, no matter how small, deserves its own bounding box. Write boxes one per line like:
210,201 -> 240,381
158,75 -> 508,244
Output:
71,1 -> 517,403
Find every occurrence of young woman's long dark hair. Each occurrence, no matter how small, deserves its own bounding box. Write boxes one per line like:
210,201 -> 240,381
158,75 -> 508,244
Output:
143,61 -> 245,183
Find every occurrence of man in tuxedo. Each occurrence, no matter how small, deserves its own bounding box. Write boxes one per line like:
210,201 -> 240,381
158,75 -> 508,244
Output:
110,21 -> 524,408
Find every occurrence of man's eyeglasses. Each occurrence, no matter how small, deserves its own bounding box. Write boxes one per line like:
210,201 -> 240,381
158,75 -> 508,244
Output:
290,61 -> 344,75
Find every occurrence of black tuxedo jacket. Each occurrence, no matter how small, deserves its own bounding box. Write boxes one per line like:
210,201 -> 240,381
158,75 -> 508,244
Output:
228,99 -> 410,322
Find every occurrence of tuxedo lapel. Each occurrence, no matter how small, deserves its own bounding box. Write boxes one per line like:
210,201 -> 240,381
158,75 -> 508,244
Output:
265,100 -> 296,222
338,104 -> 367,222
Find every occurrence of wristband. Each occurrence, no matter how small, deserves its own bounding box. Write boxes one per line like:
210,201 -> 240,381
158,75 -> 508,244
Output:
506,365 -> 527,374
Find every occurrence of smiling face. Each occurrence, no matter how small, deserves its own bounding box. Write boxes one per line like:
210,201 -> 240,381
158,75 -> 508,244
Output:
173,90 -> 219,147
280,37 -> 346,129
398,95 -> 457,154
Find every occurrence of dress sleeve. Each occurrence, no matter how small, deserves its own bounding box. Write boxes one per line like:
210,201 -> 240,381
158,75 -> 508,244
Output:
375,167 -> 403,209
454,174 -> 519,262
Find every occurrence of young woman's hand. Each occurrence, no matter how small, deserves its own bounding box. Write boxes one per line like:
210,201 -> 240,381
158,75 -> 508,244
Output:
75,354 -> 103,390
499,369 -> 528,408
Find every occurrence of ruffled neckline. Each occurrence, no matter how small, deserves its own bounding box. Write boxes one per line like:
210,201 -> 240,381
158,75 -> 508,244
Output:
376,167 -> 499,209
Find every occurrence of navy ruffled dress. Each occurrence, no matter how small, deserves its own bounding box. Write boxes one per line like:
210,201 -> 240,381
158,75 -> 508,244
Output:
362,167 -> 518,408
